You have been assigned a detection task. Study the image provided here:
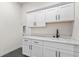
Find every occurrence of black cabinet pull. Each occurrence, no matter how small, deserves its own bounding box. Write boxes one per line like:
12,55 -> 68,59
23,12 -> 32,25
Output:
29,45 -> 30,49
24,40 -> 28,41
31,45 -> 32,50
56,51 -> 57,57
58,14 -> 60,20
56,15 -> 57,20
59,51 -> 60,57
34,41 -> 39,43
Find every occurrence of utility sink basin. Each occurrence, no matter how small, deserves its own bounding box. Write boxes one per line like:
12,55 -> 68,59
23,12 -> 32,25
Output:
51,37 -> 72,41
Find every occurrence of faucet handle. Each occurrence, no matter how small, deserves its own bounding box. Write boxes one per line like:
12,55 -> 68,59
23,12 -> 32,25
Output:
53,36 -> 56,38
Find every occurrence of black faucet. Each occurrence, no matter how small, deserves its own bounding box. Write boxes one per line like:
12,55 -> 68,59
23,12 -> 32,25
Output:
56,29 -> 60,38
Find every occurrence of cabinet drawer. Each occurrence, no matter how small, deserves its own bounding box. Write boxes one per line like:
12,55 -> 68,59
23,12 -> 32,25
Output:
74,52 -> 79,57
23,39 -> 31,46
58,43 -> 74,52
74,45 -> 79,53
59,49 -> 74,57
44,41 -> 74,51
31,39 -> 43,46
44,41 -> 60,48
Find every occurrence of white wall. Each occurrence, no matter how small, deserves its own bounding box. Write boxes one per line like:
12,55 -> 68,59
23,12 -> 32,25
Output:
0,2 -> 22,56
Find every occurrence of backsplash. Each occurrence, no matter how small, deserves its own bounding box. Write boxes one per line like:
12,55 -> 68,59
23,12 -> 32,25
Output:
31,22 -> 74,38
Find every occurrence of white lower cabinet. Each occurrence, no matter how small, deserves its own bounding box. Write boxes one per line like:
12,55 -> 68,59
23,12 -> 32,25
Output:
43,46 -> 74,57
59,50 -> 74,57
22,39 -> 79,57
74,45 -> 79,57
43,47 -> 74,57
31,45 -> 43,57
43,47 -> 57,57
22,39 -> 43,57
74,52 -> 79,57
23,46 -> 31,56
22,39 -> 32,56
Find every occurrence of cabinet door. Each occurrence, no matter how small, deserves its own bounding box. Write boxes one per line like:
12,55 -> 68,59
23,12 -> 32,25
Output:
27,11 -> 45,27
43,47 -> 56,57
22,39 -> 32,56
74,52 -> 79,57
31,45 -> 43,57
59,3 -> 74,21
22,46 -> 31,56
26,13 -> 35,27
35,10 -> 46,27
59,50 -> 74,57
46,7 -> 58,22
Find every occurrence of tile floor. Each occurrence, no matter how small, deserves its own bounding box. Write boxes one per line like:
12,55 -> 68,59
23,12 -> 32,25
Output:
2,48 -> 28,57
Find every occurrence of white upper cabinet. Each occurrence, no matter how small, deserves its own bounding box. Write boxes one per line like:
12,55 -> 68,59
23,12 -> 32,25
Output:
26,13 -> 35,27
35,10 -> 46,27
26,10 -> 46,27
45,7 -> 58,22
46,3 -> 74,23
59,3 -> 74,21
26,3 -> 75,27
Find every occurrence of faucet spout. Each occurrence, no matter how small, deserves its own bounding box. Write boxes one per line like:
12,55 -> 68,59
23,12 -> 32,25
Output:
56,29 -> 60,38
